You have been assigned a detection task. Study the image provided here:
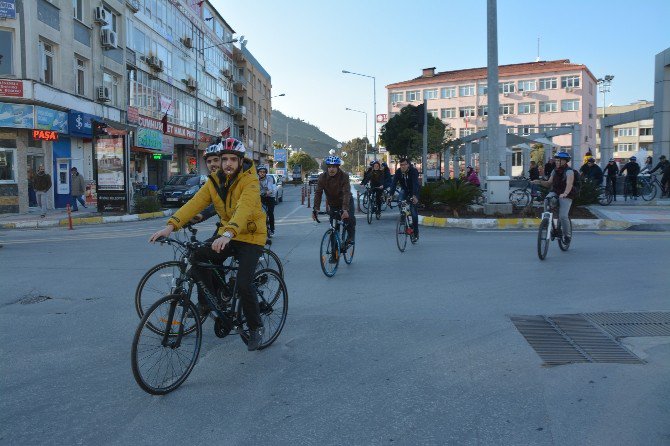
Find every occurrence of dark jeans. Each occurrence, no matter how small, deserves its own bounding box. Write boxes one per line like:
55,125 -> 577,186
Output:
261,196 -> 275,232
606,176 -> 617,199
330,200 -> 356,241
370,187 -> 383,212
192,238 -> 263,330
626,176 -> 638,197
71,195 -> 86,210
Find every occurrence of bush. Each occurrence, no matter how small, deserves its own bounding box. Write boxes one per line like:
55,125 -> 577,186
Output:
419,180 -> 445,208
434,179 -> 482,217
573,179 -> 600,206
133,195 -> 162,214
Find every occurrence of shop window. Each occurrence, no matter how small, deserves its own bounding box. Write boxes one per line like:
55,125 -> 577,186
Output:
0,148 -> 18,183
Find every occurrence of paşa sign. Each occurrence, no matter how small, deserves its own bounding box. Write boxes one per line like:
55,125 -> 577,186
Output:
32,129 -> 58,141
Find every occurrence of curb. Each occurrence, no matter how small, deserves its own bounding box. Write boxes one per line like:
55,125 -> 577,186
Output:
418,215 -> 632,231
1,209 -> 174,230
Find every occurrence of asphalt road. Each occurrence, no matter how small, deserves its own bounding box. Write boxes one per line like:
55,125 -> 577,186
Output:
1,185 -> 669,445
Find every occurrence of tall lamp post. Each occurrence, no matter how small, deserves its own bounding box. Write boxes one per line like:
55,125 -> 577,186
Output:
345,107 -> 368,167
342,70 -> 376,152
597,75 -> 614,162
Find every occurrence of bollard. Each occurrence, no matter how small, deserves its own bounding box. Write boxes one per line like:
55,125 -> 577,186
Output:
356,190 -> 361,213
66,203 -> 74,230
307,184 -> 311,208
301,184 -> 305,205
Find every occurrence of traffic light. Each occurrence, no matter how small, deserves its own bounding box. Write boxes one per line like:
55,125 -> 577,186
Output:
161,114 -> 168,134
413,103 -> 425,130
92,120 -> 108,136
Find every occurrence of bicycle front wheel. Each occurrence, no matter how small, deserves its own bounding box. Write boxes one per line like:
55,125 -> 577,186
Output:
640,181 -> 656,201
361,192 -> 369,212
319,229 -> 340,277
509,189 -> 531,209
238,269 -> 288,350
131,294 -> 202,395
396,215 -> 408,252
257,247 -> 284,277
598,186 -> 613,206
537,217 -> 550,260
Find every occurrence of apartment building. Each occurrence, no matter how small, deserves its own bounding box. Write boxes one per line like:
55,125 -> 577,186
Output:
595,100 -> 654,162
386,59 -> 598,175
0,0 -> 272,214
232,46 -> 274,165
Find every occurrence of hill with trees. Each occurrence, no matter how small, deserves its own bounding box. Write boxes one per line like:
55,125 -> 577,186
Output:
271,110 -> 339,159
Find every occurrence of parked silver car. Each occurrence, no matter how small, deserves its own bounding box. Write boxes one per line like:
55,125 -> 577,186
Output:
268,174 -> 284,203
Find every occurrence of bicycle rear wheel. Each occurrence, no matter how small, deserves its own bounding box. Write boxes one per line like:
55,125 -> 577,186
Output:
558,219 -> 572,251
367,198 -> 373,224
537,217 -> 550,260
238,269 -> 288,350
396,215 -> 408,252
598,186 -> 613,206
131,294 -> 202,395
319,229 -> 339,277
342,226 -> 355,264
509,189 -> 531,209
258,247 -> 284,277
640,180 -> 656,201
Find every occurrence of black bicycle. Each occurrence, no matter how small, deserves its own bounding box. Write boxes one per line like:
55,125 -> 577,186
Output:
316,210 -> 355,277
537,195 -> 571,260
135,225 -> 283,326
396,200 -> 417,252
638,174 -> 665,201
367,186 -> 383,224
131,238 -> 288,395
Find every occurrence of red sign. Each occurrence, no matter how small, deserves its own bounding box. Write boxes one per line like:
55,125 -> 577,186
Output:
32,130 -> 59,141
0,80 -> 23,97
127,106 -> 139,124
376,113 -> 388,123
138,114 -> 197,140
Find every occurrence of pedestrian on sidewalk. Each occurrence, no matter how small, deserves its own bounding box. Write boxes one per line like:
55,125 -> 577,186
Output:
604,158 -> 619,201
70,167 -> 87,211
33,165 -> 51,217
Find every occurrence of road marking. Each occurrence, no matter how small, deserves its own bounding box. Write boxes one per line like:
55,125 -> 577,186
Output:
1,232 -> 148,245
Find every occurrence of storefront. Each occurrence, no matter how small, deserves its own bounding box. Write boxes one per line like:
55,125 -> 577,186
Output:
68,111 -> 100,207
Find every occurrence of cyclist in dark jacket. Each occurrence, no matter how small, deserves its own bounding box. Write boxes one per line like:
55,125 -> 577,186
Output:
603,158 -> 619,201
649,155 -> 670,197
388,158 -> 420,240
579,158 -> 604,187
620,156 -> 641,198
361,160 -> 385,213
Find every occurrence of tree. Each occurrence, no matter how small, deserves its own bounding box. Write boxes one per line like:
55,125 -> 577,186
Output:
341,137 -> 371,173
288,152 -> 319,175
379,105 -> 446,160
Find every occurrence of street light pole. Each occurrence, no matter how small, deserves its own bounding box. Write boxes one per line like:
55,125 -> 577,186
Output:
597,75 -> 614,163
342,70 -> 376,153
345,107 -> 368,165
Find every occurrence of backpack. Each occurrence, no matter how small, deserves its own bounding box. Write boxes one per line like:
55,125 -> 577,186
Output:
564,168 -> 580,197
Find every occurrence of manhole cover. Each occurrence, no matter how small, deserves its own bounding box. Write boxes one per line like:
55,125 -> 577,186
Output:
19,295 -> 52,305
510,314 -> 644,366
584,312 -> 670,338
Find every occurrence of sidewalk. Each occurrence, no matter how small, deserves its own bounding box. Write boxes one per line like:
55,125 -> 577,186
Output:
0,205 -> 174,229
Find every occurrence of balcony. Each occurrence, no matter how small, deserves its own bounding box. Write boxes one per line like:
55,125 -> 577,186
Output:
233,105 -> 247,122
233,46 -> 246,63
233,78 -> 247,92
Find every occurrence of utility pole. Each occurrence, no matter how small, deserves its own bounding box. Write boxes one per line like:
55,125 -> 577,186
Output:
421,98 -> 428,185
486,0 -> 501,178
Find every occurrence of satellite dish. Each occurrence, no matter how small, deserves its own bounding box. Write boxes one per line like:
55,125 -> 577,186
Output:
329,149 -> 336,155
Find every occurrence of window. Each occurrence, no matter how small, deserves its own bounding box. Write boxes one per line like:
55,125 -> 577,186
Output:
561,100 -> 580,112
588,81 -> 593,95
406,90 -> 420,101
423,89 -> 438,100
616,127 -> 637,137
428,109 -> 438,118
459,84 -> 475,97
539,77 -> 557,90
459,128 -> 474,137
103,72 -> 119,105
440,87 -> 455,98
0,148 -> 18,183
0,30 -> 13,76
499,82 -> 515,94
539,101 -> 557,113
518,102 -> 536,114
518,80 -> 537,92
499,104 -> 514,115
459,106 -> 475,118
102,7 -> 119,34
589,103 -> 593,118
512,151 -> 522,166
75,57 -> 86,95
616,143 -> 636,152
539,123 -> 556,132
441,108 -> 456,119
561,122 -> 578,128
478,105 -> 488,116
517,125 -> 532,136
640,128 -> 653,136
561,75 -> 580,88
390,92 -> 403,103
40,40 -> 55,85
73,0 -> 83,20
478,84 -> 487,96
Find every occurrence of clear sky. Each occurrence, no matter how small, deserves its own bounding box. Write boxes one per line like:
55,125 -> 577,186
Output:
213,0 -> 670,145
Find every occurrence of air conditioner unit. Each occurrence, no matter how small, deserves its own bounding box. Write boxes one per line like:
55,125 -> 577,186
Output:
216,98 -> 224,108
94,7 -> 108,25
101,29 -> 118,49
186,78 -> 197,89
181,37 -> 193,48
503,92 -> 509,97
502,115 -> 509,120
221,68 -> 232,79
126,0 -> 140,13
147,56 -> 163,72
97,86 -> 111,102
482,116 -> 488,121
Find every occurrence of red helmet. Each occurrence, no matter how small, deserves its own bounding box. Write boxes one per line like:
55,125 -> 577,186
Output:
220,137 -> 247,157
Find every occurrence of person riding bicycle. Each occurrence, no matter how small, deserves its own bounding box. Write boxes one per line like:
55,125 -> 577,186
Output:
149,137 -> 267,351
361,160 -> 385,213
388,158 -> 420,241
257,164 -> 277,237
619,156 -> 640,199
603,158 -> 620,201
312,156 -> 356,245
649,155 -> 670,197
579,157 -> 604,188
191,143 -> 222,225
532,151 -> 575,244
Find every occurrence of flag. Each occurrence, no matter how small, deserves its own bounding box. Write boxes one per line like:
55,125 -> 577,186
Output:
464,117 -> 469,129
161,114 -> 168,134
221,127 -> 230,138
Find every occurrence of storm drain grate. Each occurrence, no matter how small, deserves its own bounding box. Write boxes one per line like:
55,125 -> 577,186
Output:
583,312 -> 670,338
510,314 -> 644,366
19,295 -> 52,305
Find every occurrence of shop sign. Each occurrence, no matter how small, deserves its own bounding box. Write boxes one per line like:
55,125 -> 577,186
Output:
68,111 -> 100,137
273,149 -> 287,162
162,134 -> 174,154
127,106 -> 139,124
0,79 -> 23,97
0,102 -> 34,128
159,95 -> 174,117
35,106 -> 69,133
376,114 -> 388,123
138,114 -> 196,140
32,129 -> 58,141
0,0 -> 16,19
136,127 -> 163,150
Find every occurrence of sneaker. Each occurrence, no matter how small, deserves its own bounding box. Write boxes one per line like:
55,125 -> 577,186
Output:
563,235 -> 571,245
40,214 -> 46,218
247,327 -> 264,351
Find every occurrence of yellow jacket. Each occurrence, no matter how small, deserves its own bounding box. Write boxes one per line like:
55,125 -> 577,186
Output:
167,160 -> 267,246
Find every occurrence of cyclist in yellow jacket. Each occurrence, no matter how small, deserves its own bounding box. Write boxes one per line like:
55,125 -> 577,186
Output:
149,137 -> 267,351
